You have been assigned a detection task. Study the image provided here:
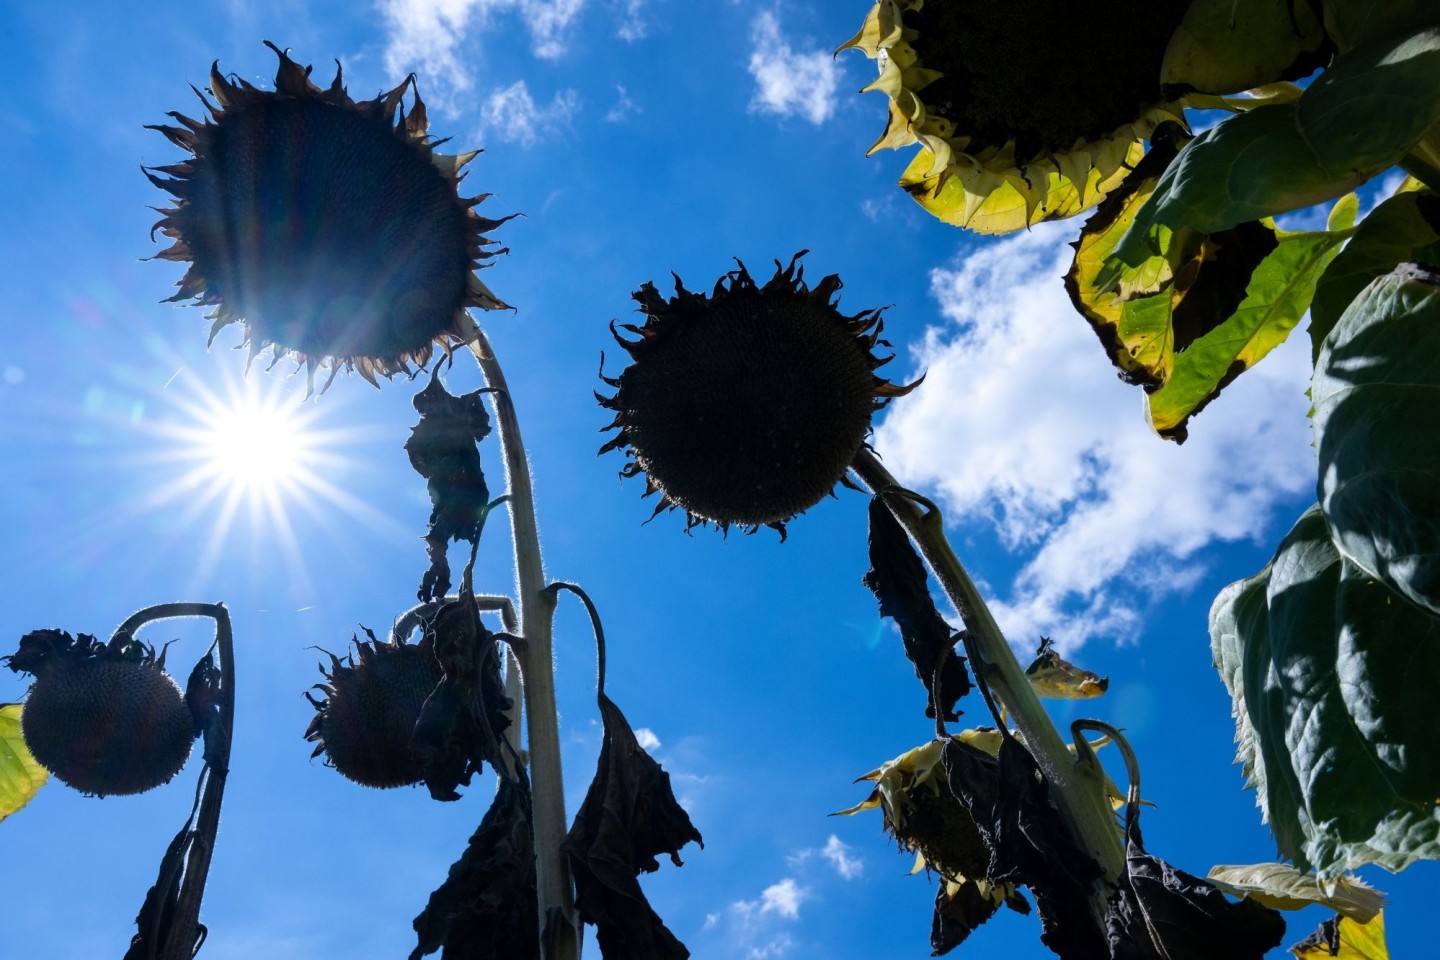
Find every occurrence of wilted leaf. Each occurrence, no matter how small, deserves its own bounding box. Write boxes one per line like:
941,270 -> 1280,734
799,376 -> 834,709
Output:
1206,863 -> 1384,922
931,878 -> 1030,956
1290,911 -> 1389,959
1109,25 -> 1440,268
412,594 -> 513,802
0,703 -> 46,822
1211,505 -> 1440,878
941,736 -> 1107,957
863,498 -> 971,720
1025,638 -> 1108,699
406,371 -> 493,602
1310,183 -> 1440,358
1108,815 -> 1286,959
1314,263 -> 1440,616
1161,0 -> 1329,95
411,771 -> 539,960
564,694 -> 702,960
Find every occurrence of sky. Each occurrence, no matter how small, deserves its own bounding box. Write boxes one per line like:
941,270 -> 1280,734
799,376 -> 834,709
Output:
0,1 -> 1433,958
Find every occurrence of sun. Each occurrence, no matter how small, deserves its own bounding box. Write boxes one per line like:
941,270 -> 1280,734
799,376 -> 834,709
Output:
196,392 -> 313,495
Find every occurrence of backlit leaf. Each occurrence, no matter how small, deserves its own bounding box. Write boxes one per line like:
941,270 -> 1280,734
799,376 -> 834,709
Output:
1322,0 -> 1439,50
1108,25 -> 1440,270
1290,911 -> 1389,959
1025,637 -> 1108,699
0,703 -> 46,822
1211,505 -> 1440,878
1161,0 -> 1329,95
1313,263 -> 1440,616
1206,863 -> 1385,922
1310,184 -> 1440,359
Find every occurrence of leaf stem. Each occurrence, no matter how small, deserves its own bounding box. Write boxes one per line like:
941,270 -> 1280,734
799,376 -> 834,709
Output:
850,451 -> 1125,901
464,326 -> 578,960
1400,148 -> 1440,194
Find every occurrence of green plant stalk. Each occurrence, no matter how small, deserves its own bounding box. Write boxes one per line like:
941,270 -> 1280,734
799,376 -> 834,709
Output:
465,325 -> 579,960
852,451 -> 1125,909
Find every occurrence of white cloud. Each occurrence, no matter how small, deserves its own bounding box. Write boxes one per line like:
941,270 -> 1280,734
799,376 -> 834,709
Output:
480,80 -> 580,146
757,877 -> 806,919
704,877 -> 808,958
604,84 -> 640,123
874,222 -> 1316,649
379,0 -> 586,108
819,835 -> 864,880
747,10 -> 839,125
634,726 -> 660,750
613,0 -> 650,41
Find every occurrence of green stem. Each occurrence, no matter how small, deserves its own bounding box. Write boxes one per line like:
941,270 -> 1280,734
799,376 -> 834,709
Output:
1400,149 -> 1440,194
851,452 -> 1124,908
464,328 -> 578,960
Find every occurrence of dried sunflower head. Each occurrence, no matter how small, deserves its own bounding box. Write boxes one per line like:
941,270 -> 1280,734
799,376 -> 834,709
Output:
840,0 -> 1188,234
147,42 -> 514,387
4,629 -> 196,797
598,254 -> 916,536
304,625 -> 442,789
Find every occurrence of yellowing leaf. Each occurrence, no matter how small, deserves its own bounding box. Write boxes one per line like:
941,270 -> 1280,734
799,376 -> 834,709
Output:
0,703 -> 47,822
1024,637 -> 1108,699
1290,911 -> 1390,959
1206,863 -> 1385,923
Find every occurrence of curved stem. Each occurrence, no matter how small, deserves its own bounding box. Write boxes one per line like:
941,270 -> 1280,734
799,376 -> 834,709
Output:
464,325 -> 578,960
546,582 -> 606,700
850,451 -> 1124,901
115,603 -> 234,960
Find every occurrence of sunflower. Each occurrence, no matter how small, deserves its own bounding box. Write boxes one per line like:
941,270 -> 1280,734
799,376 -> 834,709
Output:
598,254 -> 916,537
147,42 -> 514,387
840,0 -> 1188,235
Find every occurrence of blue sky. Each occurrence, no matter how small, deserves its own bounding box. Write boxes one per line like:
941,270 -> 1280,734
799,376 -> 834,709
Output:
0,1 -> 1433,957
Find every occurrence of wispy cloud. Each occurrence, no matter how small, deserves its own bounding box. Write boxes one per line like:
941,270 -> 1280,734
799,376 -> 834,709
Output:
604,84 -> 640,123
479,80 -> 581,146
378,0 -> 587,109
703,877 -> 808,958
613,0 -> 651,41
874,223 -> 1315,649
747,9 -> 840,126
788,834 -> 864,880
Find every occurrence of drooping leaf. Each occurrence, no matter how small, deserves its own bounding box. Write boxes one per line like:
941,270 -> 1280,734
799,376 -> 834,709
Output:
941,736 -> 1107,957
563,693 -> 702,960
1144,222 -> 1346,440
124,811 -> 201,960
1025,637 -> 1108,699
1314,263 -> 1440,616
0,703 -> 46,822
930,878 -> 1029,956
405,370 -> 493,602
1108,25 -> 1440,270
1211,505 -> 1440,878
1206,863 -> 1384,923
863,498 -> 972,720
411,594 -> 513,802
410,771 -> 539,960
1310,183 -> 1440,358
1161,0 -> 1329,96
1107,815 -> 1286,959
1290,910 -> 1389,959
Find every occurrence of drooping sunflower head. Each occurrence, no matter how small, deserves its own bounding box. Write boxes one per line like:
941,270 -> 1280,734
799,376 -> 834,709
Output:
147,42 -> 514,387
840,0 -> 1188,234
598,254 -> 916,537
4,629 -> 196,797
304,625 -> 442,789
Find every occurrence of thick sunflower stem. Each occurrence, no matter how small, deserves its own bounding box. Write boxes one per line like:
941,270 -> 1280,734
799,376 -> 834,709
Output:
465,327 -> 579,960
851,451 -> 1125,920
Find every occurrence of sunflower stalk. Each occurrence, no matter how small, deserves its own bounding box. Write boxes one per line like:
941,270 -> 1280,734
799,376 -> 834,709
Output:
851,450 -> 1125,917
464,324 -> 580,960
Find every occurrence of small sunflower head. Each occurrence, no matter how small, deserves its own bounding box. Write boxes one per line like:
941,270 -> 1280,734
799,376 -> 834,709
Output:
598,254 -> 916,536
4,630 -> 196,797
304,625 -> 442,789
840,0 -> 1188,234
147,42 -> 514,387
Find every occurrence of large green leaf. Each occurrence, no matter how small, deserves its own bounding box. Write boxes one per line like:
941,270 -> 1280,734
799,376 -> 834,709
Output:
1144,224 -> 1345,441
1211,505 -> 1440,878
1107,24 -> 1440,272
0,703 -> 47,822
1310,184 -> 1440,359
1313,264 -> 1440,616
1162,0 -> 1328,95
1323,0 -> 1440,51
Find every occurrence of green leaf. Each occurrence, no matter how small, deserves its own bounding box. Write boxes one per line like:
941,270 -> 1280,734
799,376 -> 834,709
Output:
1205,863 -> 1385,922
0,703 -> 46,822
1290,910 -> 1390,959
1311,184 -> 1440,359
1145,225 -> 1344,441
1162,0 -> 1328,96
1211,505 -> 1440,879
1314,263 -> 1440,616
1109,25 -> 1440,270
1323,0 -> 1440,51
